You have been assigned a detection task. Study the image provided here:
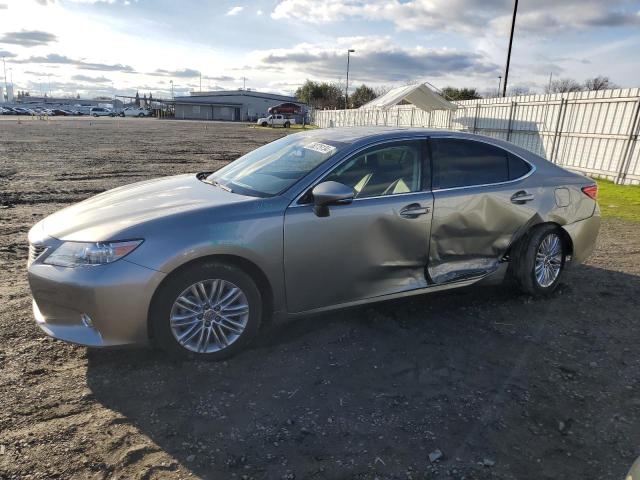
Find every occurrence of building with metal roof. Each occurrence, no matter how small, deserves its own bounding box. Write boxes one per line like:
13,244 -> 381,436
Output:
173,90 -> 305,122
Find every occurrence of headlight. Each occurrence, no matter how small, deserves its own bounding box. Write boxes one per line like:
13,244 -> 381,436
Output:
44,240 -> 143,267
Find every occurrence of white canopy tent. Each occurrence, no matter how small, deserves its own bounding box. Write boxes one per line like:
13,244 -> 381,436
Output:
361,83 -> 457,112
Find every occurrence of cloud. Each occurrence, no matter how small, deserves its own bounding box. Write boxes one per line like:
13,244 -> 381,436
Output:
71,74 -> 110,82
0,3 -> 7,9
150,68 -> 200,78
226,6 -> 244,15
12,54 -> 136,73
0,50 -> 17,58
24,70 -> 55,76
0,30 -> 58,47
203,75 -> 235,82
271,0 -> 640,35
254,37 -> 499,82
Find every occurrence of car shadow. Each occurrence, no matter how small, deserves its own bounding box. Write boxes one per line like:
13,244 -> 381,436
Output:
86,264 -> 640,479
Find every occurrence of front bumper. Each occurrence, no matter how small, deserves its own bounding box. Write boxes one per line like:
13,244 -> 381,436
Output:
28,243 -> 166,347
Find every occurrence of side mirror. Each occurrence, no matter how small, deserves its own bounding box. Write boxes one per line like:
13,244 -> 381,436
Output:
312,181 -> 355,217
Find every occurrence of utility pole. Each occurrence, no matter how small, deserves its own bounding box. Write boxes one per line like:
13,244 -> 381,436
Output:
170,79 -> 174,100
497,76 -> 502,97
345,49 -> 355,109
502,0 -> 518,97
199,72 -> 202,92
2,57 -> 7,102
243,76 -> 246,90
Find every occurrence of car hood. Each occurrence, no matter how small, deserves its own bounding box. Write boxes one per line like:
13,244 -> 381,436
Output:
34,174 -> 254,242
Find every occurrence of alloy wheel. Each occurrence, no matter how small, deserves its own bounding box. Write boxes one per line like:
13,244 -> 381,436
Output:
169,279 -> 249,353
534,233 -> 563,288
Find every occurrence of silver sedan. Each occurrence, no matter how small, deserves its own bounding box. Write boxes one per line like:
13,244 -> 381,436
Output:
27,128 -> 600,359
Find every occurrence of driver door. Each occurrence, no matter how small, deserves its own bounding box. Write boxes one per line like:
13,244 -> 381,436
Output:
283,140 -> 433,313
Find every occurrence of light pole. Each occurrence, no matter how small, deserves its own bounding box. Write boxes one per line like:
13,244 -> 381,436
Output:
497,76 -> 502,97
2,57 -> 7,102
170,79 -> 174,100
345,49 -> 355,110
502,0 -> 518,97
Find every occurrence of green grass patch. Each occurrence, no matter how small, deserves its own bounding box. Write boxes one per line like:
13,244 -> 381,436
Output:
597,179 -> 640,223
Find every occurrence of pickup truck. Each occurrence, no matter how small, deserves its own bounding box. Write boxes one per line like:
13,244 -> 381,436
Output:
121,107 -> 153,117
256,114 -> 295,128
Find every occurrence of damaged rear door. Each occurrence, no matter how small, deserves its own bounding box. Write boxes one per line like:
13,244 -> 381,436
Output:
428,136 -> 538,283
284,139 -> 433,313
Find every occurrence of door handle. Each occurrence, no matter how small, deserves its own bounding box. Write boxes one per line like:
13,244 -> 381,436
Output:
511,190 -> 535,204
399,203 -> 430,218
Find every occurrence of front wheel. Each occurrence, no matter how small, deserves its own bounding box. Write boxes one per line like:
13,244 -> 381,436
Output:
151,261 -> 263,360
510,224 -> 566,296
261,121 -> 268,127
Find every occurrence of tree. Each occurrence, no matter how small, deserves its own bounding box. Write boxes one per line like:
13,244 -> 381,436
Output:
295,80 -> 344,109
584,76 -> 618,92
508,86 -> 530,96
149,93 -> 153,103
440,87 -> 482,101
135,91 -> 140,107
545,78 -> 582,93
349,84 -> 377,108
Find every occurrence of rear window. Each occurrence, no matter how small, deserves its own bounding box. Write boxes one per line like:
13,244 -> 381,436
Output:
508,153 -> 532,180
431,138 -> 531,189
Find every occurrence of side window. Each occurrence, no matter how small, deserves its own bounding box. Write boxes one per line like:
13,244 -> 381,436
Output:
324,141 -> 423,199
508,153 -> 532,180
431,138 -> 509,189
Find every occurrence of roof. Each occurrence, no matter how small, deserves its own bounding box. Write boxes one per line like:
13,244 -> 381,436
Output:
361,83 -> 457,112
181,90 -> 299,103
173,99 -> 243,107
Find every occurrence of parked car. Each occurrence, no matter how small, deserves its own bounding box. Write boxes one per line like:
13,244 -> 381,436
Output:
257,114 -> 295,128
51,109 -> 71,116
0,106 -> 12,114
27,128 -> 600,360
267,102 -> 302,115
89,107 -> 114,117
11,107 -> 32,115
120,107 -> 152,117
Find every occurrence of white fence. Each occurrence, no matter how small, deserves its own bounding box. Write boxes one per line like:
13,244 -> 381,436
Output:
312,88 -> 640,185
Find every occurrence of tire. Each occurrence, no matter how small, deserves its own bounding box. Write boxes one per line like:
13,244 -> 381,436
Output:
261,121 -> 268,127
92,114 -> 98,117
151,261 -> 263,360
138,113 -> 144,117
510,224 -> 566,296
284,121 -> 291,128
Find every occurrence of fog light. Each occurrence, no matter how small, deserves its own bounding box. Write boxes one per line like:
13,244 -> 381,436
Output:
80,313 -> 94,328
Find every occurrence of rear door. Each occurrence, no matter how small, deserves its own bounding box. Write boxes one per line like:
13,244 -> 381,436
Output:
284,139 -> 433,313
428,137 -> 539,283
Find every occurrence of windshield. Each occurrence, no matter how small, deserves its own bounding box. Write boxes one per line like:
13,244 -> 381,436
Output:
206,135 -> 345,197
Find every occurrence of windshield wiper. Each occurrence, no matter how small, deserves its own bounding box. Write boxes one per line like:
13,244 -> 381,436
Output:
207,179 -> 233,193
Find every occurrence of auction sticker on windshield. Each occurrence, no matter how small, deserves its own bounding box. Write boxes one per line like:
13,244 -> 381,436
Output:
304,142 -> 337,155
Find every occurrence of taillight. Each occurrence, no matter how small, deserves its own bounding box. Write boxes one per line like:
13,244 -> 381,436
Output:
581,184 -> 598,200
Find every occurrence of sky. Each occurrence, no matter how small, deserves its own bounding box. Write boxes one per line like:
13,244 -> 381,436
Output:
0,0 -> 639,99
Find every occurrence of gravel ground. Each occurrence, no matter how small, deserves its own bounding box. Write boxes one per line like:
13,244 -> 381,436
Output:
0,117 -> 639,480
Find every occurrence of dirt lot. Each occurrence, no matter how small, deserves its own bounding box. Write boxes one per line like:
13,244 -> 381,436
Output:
1,117 -> 639,480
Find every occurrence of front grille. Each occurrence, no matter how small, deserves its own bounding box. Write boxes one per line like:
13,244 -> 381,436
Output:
28,244 -> 48,266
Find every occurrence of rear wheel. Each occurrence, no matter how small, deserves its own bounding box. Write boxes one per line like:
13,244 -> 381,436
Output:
151,261 -> 262,360
261,121 -> 268,127
511,224 -> 566,296
284,121 -> 291,128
